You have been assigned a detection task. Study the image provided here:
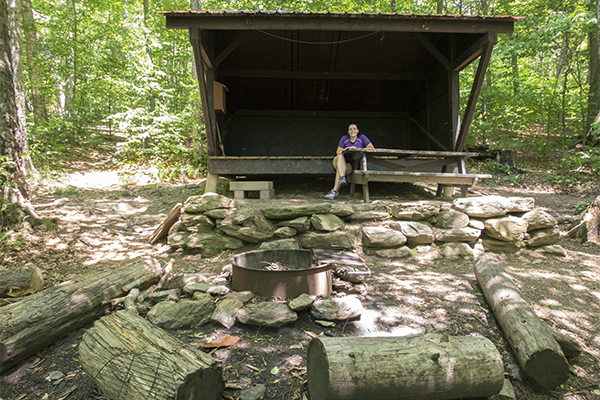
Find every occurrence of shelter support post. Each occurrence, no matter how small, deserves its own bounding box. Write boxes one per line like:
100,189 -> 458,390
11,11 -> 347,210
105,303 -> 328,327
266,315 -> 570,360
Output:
455,32 -> 498,152
204,172 -> 218,194
189,27 -> 215,156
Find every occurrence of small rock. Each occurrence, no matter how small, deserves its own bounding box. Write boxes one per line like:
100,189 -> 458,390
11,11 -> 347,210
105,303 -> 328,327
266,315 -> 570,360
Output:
236,302 -> 298,328
207,285 -> 230,296
239,384 -> 267,400
311,295 -> 363,321
46,371 -> 64,381
289,293 -> 316,312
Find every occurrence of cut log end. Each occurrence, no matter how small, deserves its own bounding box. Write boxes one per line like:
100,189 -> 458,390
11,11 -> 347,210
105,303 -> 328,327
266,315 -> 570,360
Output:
307,338 -> 330,400
523,349 -> 571,390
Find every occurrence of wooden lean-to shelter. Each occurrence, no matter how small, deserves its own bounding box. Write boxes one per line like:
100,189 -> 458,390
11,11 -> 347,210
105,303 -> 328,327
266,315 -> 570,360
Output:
161,10 -> 516,192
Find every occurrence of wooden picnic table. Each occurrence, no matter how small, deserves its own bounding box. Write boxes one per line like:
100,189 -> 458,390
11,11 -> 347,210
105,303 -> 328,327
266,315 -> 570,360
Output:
342,148 -> 491,202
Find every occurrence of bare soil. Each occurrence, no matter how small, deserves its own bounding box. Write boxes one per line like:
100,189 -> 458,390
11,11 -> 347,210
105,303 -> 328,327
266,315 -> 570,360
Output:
2,146 -> 600,400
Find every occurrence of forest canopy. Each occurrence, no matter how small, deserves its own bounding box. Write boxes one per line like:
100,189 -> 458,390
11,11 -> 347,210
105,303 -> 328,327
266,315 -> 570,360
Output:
2,0 -> 600,193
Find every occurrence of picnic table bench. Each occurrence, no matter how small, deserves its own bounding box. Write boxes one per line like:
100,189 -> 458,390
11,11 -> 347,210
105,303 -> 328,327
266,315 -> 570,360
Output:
343,148 -> 491,202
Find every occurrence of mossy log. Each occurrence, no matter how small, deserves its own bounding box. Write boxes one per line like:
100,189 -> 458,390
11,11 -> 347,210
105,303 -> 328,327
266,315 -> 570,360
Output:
474,254 -> 570,389
0,257 -> 162,372
0,265 -> 43,297
307,334 -> 504,400
79,310 -> 223,400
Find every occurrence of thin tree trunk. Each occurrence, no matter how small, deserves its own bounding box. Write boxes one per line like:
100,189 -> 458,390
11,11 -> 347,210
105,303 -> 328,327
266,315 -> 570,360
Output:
7,0 -> 37,178
436,0 -> 443,14
511,33 -> 519,94
586,0 -> 600,146
20,0 -> 48,123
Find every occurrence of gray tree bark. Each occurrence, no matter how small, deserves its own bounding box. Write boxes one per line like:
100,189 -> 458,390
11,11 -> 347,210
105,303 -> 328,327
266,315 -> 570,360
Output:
7,0 -> 37,178
0,257 -> 163,372
0,0 -> 39,227
474,254 -> 570,390
21,0 -> 48,123
79,310 -> 224,400
307,334 -> 504,400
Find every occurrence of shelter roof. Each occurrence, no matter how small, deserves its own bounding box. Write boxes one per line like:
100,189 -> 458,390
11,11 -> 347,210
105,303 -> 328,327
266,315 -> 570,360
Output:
161,10 -> 518,34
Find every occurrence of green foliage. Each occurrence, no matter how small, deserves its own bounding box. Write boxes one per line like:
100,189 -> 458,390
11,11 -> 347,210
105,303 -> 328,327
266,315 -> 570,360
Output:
574,198 -> 592,213
13,0 -> 600,187
53,186 -> 80,196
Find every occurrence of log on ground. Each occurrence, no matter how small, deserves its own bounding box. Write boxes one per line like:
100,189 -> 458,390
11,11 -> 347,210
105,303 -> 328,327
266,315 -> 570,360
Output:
79,310 -> 223,400
0,257 -> 162,372
149,203 -> 182,244
307,333 -> 504,400
474,254 -> 570,389
0,265 -> 44,297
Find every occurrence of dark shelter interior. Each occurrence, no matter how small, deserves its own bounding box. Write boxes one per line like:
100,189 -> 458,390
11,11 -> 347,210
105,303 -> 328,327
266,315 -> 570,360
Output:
161,11 -> 516,176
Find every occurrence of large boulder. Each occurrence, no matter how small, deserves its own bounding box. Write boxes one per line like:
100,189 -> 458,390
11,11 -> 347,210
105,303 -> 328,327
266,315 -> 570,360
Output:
217,206 -> 274,243
481,238 -> 526,253
310,296 -> 363,321
263,203 -> 332,219
387,201 -> 442,220
147,295 -> 215,330
184,193 -> 232,213
452,196 -> 512,218
187,232 -> 244,250
522,209 -> 558,231
277,216 -> 311,232
311,214 -> 345,232
389,221 -> 434,244
258,238 -> 301,250
436,210 -> 470,229
362,226 -> 407,247
435,227 -> 481,243
525,227 -> 561,247
180,213 -> 215,233
236,302 -> 298,328
484,216 -> 529,242
297,231 -> 355,249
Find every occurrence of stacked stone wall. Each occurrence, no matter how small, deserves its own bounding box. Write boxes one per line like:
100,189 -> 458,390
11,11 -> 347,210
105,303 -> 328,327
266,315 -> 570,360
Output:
167,194 -> 565,258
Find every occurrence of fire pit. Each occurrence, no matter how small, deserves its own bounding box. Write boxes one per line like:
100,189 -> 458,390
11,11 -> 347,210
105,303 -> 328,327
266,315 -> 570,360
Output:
231,249 -> 333,298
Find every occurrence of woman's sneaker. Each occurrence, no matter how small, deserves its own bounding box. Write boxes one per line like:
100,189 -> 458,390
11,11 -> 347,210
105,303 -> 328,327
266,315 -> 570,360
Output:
324,190 -> 339,200
339,176 -> 348,186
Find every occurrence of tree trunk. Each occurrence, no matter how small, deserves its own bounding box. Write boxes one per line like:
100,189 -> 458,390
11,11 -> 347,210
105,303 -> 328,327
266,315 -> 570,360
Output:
307,334 -> 504,400
21,0 -> 47,123
0,257 -> 163,372
79,310 -> 224,400
474,254 -> 570,390
0,0 -> 39,227
7,0 -> 37,178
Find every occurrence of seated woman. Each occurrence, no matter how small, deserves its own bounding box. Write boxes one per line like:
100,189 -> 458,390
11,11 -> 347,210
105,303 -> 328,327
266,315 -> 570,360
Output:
324,124 -> 374,200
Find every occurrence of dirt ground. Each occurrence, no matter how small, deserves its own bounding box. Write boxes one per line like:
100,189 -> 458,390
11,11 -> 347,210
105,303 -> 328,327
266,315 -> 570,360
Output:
2,148 -> 600,400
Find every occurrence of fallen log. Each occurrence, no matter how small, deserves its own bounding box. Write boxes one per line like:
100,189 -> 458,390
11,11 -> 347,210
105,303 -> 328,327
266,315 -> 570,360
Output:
307,334 -> 504,400
149,203 -> 182,244
79,310 -> 223,400
474,254 -> 570,389
0,265 -> 44,297
0,257 -> 162,372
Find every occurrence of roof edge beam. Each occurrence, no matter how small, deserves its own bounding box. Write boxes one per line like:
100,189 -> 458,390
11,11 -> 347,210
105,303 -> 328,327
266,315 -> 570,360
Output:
166,15 -> 514,34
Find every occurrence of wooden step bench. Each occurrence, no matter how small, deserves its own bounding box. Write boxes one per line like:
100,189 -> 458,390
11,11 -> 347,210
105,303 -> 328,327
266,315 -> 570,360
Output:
230,181 -> 274,199
351,171 -> 492,202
